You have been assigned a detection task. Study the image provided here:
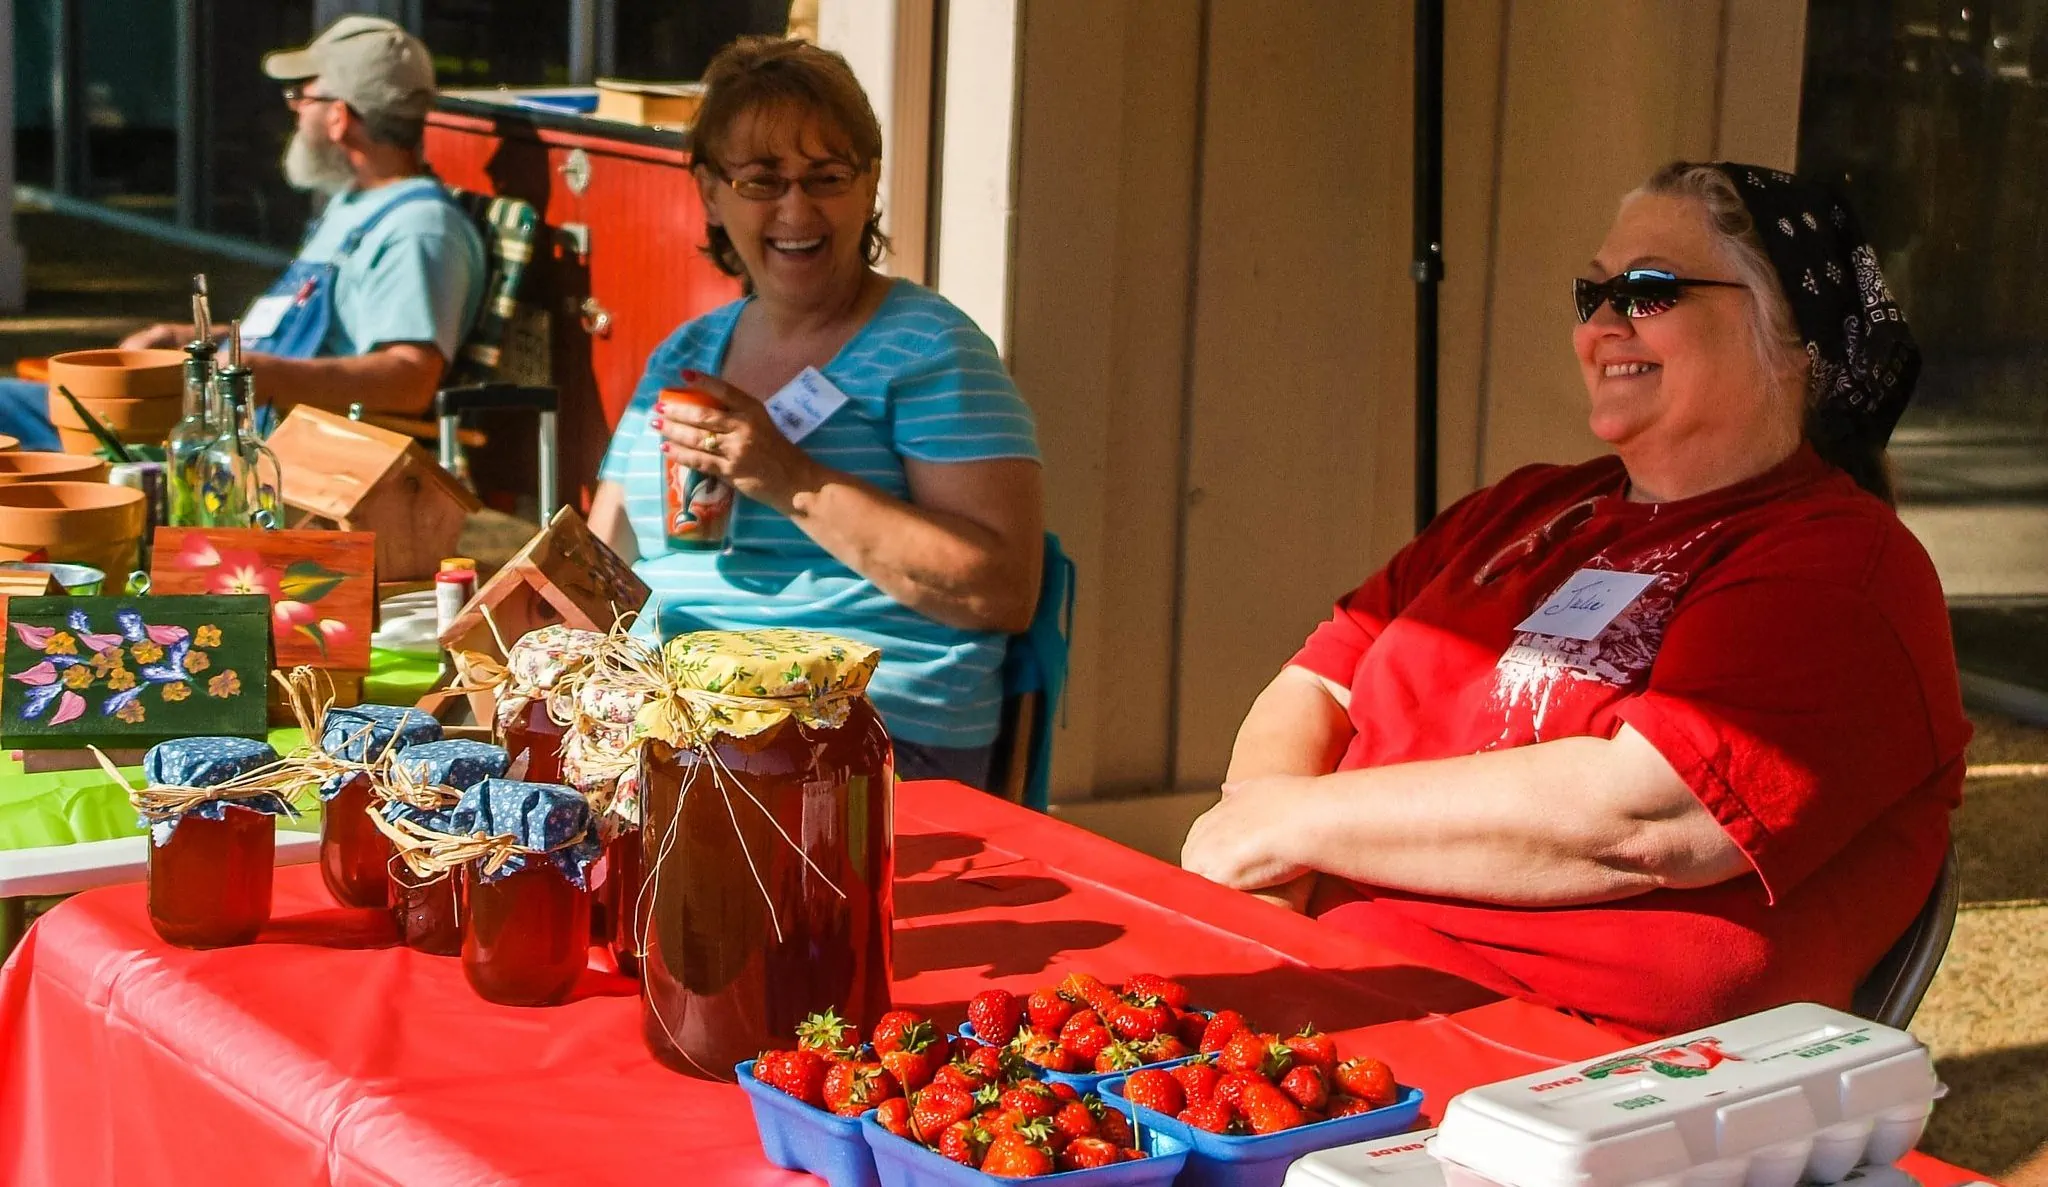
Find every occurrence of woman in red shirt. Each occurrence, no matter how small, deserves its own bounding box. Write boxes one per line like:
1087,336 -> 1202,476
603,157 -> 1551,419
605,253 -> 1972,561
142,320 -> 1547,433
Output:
1181,162 -> 1969,1040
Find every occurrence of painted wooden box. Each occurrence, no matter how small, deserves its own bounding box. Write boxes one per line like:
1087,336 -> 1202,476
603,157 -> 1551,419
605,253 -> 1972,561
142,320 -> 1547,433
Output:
150,528 -> 377,670
2,594 -> 271,749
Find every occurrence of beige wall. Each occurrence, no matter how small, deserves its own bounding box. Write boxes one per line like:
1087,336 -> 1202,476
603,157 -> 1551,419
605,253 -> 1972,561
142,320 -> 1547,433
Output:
986,0 -> 1808,799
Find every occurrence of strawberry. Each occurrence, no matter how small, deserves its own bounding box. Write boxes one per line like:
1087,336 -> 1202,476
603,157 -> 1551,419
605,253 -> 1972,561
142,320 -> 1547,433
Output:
1138,1034 -> 1190,1064
877,1096 -> 913,1138
981,1120 -> 1056,1178
1047,1081 -> 1081,1102
1199,1009 -> 1248,1055
1105,996 -> 1174,1042
1218,1030 -> 1294,1080
1026,988 -> 1075,1035
1058,972 -> 1115,1012
1171,1058 -> 1225,1104
871,1010 -> 926,1057
1178,1098 -> 1238,1134
912,1082 -> 979,1144
879,1021 -> 947,1091
1326,1095 -> 1377,1118
1091,1099 -> 1135,1147
1120,1068 -> 1185,1116
962,1042 -> 1006,1083
823,1060 -> 902,1118
1284,1025 -> 1338,1073
1093,1041 -> 1144,1074
1012,1031 -> 1078,1074
1215,1071 -> 1262,1113
1123,973 -> 1190,1009
1059,1009 -> 1103,1045
796,1008 -> 859,1056
1279,1064 -> 1329,1111
1175,1009 -> 1210,1049
1058,1137 -> 1124,1171
1239,1079 -> 1306,1134
968,989 -> 1025,1046
933,1060 -> 987,1094
937,1119 -> 989,1166
1062,1023 -> 1114,1065
999,1083 -> 1062,1121
1048,1099 -> 1097,1148
753,1048 -> 828,1107
1332,1057 -> 1399,1108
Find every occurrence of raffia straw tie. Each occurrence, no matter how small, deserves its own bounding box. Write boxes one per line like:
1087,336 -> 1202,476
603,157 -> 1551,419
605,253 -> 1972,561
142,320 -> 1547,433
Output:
270,664 -> 414,802
367,809 -> 582,881
444,649 -> 511,698
92,745 -> 303,823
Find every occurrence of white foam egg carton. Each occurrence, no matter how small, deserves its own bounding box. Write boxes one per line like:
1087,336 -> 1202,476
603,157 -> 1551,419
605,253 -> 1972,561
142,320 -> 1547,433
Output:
1425,1004 -> 1943,1187
1284,1135 -> 1930,1187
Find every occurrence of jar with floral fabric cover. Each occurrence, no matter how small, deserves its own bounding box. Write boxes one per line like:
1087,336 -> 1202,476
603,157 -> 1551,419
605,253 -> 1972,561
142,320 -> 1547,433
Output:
490,625 -> 607,785
632,628 -> 896,1078
558,629 -> 664,975
112,737 -> 297,948
372,739 -> 510,955
315,703 -> 442,909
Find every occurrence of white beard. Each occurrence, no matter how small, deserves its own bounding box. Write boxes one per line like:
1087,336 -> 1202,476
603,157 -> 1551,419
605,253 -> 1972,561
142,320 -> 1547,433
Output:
282,128 -> 355,195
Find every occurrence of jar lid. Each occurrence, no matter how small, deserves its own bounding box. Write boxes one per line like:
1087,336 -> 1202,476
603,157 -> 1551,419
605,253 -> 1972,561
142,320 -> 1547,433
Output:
504,624 -> 604,696
394,739 -> 508,796
448,777 -> 600,886
320,703 -> 442,763
143,735 -> 277,788
637,628 -> 880,748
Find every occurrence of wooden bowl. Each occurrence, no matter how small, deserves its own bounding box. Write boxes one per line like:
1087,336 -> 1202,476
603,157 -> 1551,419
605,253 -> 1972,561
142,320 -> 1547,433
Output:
0,481 -> 147,578
45,348 -> 185,402
49,391 -> 185,436
0,452 -> 109,486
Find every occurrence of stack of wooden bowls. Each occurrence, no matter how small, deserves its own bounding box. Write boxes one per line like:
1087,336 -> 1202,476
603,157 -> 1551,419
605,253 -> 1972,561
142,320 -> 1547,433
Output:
0,447 -> 141,580
45,348 -> 186,454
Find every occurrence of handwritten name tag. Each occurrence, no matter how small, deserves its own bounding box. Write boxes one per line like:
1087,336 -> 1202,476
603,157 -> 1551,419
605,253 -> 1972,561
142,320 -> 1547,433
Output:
1516,568 -> 1659,640
764,366 -> 849,444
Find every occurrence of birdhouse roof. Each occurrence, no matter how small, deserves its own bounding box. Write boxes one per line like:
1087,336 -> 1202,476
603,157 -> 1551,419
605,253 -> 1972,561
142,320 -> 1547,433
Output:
439,507 -> 649,653
268,406 -> 479,521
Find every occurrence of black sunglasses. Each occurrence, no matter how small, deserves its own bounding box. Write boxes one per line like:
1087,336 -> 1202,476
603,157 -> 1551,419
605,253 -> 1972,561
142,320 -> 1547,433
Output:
1573,269 -> 1745,323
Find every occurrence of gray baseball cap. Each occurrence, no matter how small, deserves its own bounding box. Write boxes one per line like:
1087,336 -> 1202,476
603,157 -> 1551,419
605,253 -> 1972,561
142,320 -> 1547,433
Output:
263,16 -> 436,120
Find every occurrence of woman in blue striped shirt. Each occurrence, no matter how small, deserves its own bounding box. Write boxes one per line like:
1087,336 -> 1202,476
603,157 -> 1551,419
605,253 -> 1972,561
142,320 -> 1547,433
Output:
588,37 -> 1044,790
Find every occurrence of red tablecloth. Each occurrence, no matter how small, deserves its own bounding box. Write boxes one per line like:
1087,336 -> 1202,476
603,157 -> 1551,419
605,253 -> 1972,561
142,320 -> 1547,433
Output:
0,781 -> 1992,1186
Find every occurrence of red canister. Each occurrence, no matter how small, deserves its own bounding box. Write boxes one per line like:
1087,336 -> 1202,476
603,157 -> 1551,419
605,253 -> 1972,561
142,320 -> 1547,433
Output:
658,387 -> 734,551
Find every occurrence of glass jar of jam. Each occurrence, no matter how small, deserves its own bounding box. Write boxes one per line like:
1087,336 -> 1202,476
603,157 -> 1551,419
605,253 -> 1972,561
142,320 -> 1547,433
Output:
638,630 -> 895,1078
317,704 -> 442,909
381,739 -> 511,956
462,861 -> 591,1006
137,737 -> 288,950
496,626 -> 603,783
591,826 -> 643,975
501,696 -> 567,784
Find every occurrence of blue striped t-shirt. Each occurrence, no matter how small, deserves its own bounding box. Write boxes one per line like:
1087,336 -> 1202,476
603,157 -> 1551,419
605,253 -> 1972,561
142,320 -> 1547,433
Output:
598,279 -> 1042,748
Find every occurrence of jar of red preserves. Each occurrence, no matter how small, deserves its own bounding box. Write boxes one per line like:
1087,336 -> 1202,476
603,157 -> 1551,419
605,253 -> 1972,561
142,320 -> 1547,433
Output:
496,625 -> 604,785
635,629 -> 895,1078
560,630 -> 662,977
135,737 -> 293,949
447,777 -> 599,1007
379,739 -> 510,956
317,704 -> 441,909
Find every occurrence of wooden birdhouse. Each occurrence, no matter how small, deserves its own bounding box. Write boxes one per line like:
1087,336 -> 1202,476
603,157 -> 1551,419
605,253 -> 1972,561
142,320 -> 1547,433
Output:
0,567 -> 58,640
265,406 -> 479,582
427,507 -> 648,724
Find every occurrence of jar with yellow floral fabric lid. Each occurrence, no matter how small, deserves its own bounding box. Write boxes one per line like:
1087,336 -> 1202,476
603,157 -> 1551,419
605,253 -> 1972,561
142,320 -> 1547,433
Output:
633,628 -> 895,1078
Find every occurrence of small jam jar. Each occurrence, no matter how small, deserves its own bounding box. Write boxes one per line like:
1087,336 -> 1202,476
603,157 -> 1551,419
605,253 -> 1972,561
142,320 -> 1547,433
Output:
318,704 -> 441,909
495,626 -> 603,785
385,740 -> 510,955
450,778 -> 598,1007
139,737 -> 287,949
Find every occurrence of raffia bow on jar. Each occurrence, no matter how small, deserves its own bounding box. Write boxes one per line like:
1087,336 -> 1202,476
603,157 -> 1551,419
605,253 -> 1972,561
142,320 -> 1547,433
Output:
549,617 -> 667,826
370,776 -> 599,886
93,736 -> 298,845
630,628 -> 897,1080
269,666 -> 441,802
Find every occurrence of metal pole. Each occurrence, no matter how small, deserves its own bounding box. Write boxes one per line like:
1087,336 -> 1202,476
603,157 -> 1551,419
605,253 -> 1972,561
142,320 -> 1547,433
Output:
50,0 -> 86,197
1411,0 -> 1444,532
567,0 -> 599,84
175,0 -> 208,228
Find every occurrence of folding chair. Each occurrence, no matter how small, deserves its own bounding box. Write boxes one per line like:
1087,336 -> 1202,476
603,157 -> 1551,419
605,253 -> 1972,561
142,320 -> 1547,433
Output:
1851,841 -> 1960,1028
988,533 -> 1076,811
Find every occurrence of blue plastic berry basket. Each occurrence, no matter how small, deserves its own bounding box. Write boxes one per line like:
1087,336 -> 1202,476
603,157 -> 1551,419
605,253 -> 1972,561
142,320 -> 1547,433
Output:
958,1018 -> 1203,1096
1102,1076 -> 1425,1187
737,1059 -> 882,1187
859,1093 -> 1190,1187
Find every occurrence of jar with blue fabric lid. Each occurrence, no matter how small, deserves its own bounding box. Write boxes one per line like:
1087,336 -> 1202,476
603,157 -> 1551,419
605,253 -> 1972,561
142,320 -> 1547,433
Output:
315,702 -> 441,910
123,736 -> 293,948
374,739 -> 509,956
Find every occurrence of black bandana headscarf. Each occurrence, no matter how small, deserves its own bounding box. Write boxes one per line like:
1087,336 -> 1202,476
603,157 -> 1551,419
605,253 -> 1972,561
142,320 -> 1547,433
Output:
1711,162 -> 1921,450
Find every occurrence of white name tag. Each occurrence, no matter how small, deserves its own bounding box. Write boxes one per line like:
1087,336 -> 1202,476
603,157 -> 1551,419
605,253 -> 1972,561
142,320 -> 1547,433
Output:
238,294 -> 294,341
1516,568 -> 1660,640
764,367 -> 849,444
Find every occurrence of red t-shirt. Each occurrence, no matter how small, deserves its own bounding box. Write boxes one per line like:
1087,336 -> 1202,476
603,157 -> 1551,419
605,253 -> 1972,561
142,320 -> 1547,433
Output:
1290,446 -> 1968,1039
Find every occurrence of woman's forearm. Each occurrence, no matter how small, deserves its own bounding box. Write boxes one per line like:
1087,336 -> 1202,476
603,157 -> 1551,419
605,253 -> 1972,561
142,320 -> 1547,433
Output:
1227,667 -> 1355,781
1278,729 -> 1748,906
783,463 -> 1041,634
587,481 -> 639,565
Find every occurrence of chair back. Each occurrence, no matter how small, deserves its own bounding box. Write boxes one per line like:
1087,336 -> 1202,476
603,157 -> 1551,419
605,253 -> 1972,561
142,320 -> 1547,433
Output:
1851,840 -> 1959,1028
992,533 -> 1076,811
444,188 -> 541,387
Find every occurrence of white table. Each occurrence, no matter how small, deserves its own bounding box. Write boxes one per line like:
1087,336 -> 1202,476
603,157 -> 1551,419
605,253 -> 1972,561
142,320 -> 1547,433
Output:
0,831 -> 321,951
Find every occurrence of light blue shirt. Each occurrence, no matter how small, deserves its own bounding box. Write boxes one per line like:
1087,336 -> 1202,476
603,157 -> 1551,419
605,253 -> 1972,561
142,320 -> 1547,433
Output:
291,177 -> 485,364
600,279 -> 1042,748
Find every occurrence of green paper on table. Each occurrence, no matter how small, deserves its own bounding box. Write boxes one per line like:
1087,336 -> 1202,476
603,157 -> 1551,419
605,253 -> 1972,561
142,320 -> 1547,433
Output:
0,647 -> 442,850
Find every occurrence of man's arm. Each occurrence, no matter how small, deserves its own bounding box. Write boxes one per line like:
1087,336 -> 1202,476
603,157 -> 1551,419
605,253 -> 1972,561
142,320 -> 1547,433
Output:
245,342 -> 444,417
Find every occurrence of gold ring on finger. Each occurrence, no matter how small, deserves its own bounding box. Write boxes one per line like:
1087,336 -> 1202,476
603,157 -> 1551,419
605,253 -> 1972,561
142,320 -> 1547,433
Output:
701,433 -> 720,454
